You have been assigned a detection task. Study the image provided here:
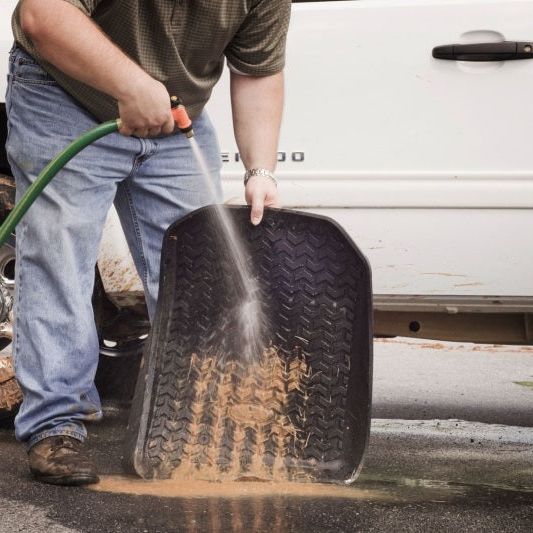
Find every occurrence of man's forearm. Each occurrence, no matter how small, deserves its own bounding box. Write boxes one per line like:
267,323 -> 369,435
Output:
20,0 -> 149,101
230,71 -> 284,173
232,71 -> 283,224
20,0 -> 174,137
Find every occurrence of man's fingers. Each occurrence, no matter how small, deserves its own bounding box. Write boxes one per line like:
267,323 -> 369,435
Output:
250,194 -> 264,226
245,177 -> 279,225
119,124 -> 133,137
147,126 -> 162,137
265,190 -> 281,208
161,114 -> 176,135
134,128 -> 149,138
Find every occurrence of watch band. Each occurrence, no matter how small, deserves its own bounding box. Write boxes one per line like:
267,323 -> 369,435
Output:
243,168 -> 277,187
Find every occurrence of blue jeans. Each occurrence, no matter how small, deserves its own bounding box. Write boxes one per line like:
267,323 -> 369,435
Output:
5,45 -> 222,447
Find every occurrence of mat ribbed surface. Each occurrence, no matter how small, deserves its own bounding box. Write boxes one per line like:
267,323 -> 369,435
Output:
125,206 -> 372,483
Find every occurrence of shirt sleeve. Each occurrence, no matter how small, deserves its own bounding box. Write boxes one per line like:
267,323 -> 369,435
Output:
225,0 -> 292,76
60,0 -> 104,16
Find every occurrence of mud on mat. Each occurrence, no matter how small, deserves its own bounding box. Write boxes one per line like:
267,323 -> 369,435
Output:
124,206 -> 372,483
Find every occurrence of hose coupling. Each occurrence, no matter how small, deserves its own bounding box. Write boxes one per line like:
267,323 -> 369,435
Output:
170,96 -> 194,138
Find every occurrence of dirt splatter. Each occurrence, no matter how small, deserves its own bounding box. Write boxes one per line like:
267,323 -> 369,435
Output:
0,356 -> 22,413
0,355 -> 14,380
228,403 -> 272,425
97,258 -> 142,293
0,176 -> 15,212
166,348 -> 312,483
376,338 -> 533,355
418,342 -> 447,351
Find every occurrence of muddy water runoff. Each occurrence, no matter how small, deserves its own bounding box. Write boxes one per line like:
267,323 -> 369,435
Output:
188,137 -> 266,362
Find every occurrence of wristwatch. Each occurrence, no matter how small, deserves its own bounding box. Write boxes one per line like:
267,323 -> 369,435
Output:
243,168 -> 277,187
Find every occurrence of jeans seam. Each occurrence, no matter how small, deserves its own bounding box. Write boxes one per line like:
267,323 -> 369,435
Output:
27,429 -> 86,450
146,139 -> 159,159
5,75 -> 13,124
16,57 -> 38,66
121,181 -> 149,290
12,75 -> 57,87
6,49 -> 16,118
12,219 -> 28,375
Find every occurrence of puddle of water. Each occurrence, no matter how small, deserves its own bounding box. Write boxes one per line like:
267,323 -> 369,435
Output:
360,474 -> 533,501
91,476 -> 390,501
87,474 -> 533,533
90,473 -> 533,504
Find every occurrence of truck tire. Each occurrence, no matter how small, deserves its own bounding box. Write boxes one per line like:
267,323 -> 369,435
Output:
0,173 -> 148,413
0,175 -> 21,418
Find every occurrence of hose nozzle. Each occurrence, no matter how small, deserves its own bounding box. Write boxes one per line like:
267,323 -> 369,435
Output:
170,96 -> 194,138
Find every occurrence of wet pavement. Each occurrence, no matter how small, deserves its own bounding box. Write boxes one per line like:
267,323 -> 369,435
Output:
0,338 -> 532,532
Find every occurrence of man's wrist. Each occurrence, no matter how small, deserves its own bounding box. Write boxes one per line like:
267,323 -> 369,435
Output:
243,168 -> 277,187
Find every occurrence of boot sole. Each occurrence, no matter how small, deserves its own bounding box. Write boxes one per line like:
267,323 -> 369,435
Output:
32,473 -> 100,486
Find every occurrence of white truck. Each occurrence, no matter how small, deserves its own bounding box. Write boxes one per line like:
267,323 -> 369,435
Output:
1,0 -> 533,392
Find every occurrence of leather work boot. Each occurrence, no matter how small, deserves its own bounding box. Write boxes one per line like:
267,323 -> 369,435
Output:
28,436 -> 99,486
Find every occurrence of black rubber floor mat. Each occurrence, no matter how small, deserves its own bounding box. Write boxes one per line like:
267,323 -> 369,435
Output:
124,206 -> 372,484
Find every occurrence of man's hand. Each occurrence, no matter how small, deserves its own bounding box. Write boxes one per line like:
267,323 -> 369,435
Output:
230,71 -> 284,225
245,176 -> 280,226
117,77 -> 175,138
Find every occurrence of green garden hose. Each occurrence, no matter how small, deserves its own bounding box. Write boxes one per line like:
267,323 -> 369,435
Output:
0,119 -> 120,248
0,97 -> 194,249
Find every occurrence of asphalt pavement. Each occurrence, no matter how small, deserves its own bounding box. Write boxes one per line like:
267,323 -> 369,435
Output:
372,338 -> 533,427
0,337 -> 531,532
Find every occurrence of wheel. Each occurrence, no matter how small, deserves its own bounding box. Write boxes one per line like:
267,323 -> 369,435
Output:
99,335 -> 148,358
93,267 -> 149,402
95,330 -> 148,404
96,328 -> 148,403
0,175 -> 21,418
0,232 -> 15,351
0,175 -> 150,413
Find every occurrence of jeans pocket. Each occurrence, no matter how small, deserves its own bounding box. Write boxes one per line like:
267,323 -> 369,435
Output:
11,51 -> 57,86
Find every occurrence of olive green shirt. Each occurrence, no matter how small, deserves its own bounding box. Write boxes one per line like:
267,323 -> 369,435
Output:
12,0 -> 291,122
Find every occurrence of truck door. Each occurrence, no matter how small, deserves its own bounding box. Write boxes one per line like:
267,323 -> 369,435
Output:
208,0 -> 533,303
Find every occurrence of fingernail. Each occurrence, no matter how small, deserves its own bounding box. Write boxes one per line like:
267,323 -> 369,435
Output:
252,216 -> 261,225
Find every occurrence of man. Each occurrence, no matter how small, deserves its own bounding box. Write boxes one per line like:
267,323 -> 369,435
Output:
6,0 -> 290,485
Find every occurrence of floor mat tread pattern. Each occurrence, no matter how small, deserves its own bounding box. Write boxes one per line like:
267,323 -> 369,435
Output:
126,207 -> 372,483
